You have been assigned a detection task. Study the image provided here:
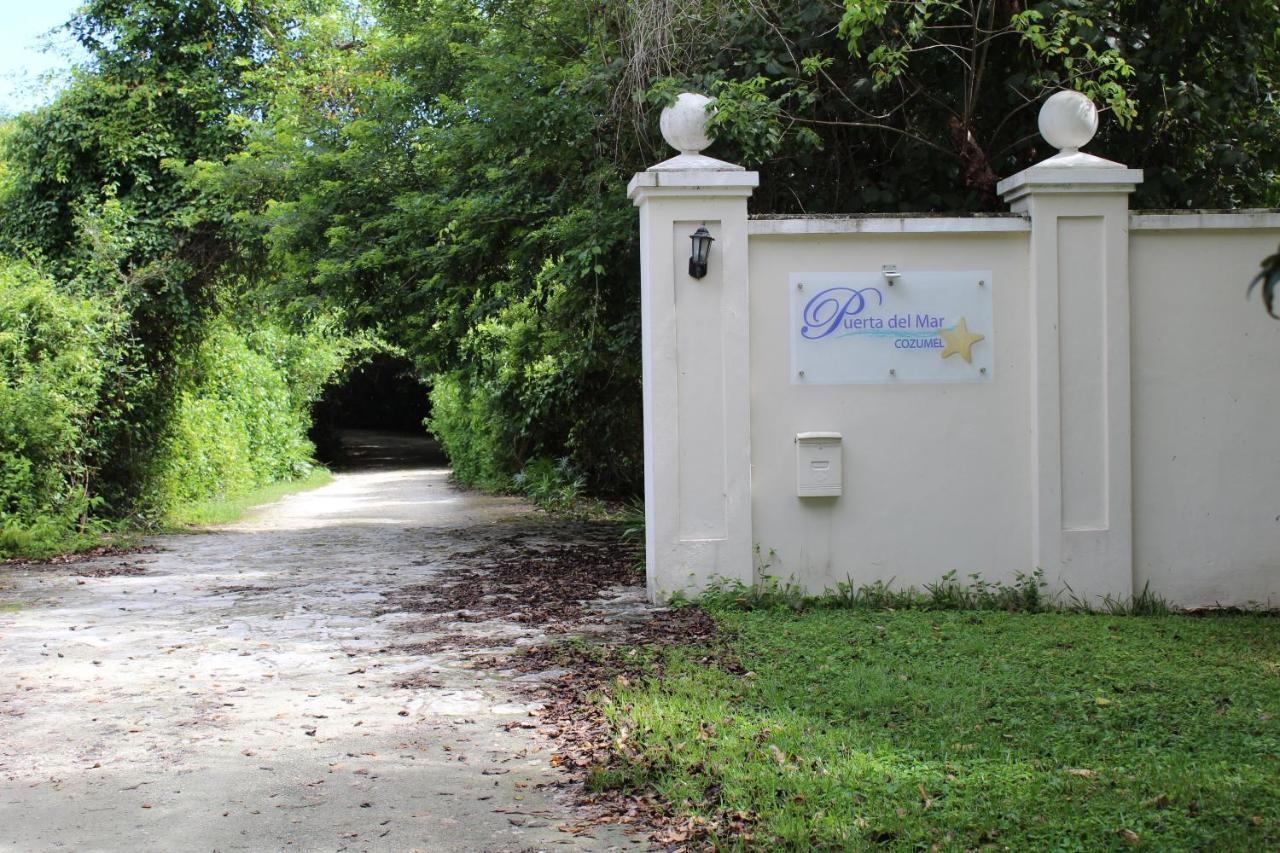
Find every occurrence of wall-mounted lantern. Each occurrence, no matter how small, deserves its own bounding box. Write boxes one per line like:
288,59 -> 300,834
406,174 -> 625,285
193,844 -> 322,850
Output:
688,226 -> 714,279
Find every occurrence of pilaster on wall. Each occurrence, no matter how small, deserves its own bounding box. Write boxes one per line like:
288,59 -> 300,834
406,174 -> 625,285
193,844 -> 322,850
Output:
998,113 -> 1143,603
627,97 -> 758,601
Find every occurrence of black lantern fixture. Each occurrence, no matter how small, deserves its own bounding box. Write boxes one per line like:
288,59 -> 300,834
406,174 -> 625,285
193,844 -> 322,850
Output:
688,226 -> 714,279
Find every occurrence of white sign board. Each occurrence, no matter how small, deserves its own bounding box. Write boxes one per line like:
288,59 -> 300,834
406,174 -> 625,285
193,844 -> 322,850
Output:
790,270 -> 993,384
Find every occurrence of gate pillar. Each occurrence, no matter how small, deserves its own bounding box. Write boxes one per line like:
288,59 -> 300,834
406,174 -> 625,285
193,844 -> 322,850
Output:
998,92 -> 1143,604
627,94 -> 758,601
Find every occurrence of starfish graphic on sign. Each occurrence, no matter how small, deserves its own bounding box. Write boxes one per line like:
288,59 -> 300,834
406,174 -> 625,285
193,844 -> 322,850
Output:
939,317 -> 985,364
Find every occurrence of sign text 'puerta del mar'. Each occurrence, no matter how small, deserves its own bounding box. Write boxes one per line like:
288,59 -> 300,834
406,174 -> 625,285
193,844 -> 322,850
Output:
790,270 -> 994,384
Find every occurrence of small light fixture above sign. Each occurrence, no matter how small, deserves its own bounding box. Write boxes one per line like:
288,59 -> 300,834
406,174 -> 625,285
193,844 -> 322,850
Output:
689,226 -> 714,279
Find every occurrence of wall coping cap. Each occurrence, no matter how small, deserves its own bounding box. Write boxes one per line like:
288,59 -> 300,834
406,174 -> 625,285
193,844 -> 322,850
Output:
997,156 -> 1144,202
1131,209 -> 1280,231
648,151 -> 744,172
628,168 -> 760,203
748,214 -> 1029,235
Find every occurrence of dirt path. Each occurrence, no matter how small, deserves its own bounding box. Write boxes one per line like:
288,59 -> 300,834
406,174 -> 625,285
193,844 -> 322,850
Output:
0,431 -> 637,852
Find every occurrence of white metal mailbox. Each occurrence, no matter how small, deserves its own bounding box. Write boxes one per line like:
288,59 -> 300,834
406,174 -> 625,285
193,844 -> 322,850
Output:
796,432 -> 842,497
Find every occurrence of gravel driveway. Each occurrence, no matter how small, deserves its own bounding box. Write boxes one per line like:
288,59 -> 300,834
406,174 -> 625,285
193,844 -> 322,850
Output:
0,432 -> 634,852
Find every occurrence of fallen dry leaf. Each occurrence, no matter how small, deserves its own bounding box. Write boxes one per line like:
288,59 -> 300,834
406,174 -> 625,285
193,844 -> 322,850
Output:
918,784 -> 934,810
387,522 -> 725,845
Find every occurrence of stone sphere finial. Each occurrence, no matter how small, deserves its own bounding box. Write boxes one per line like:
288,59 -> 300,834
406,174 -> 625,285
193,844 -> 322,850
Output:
1038,90 -> 1099,153
660,92 -> 715,155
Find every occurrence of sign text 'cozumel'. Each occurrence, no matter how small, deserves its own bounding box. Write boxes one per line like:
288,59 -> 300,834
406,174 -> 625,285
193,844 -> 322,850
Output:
790,271 -> 994,384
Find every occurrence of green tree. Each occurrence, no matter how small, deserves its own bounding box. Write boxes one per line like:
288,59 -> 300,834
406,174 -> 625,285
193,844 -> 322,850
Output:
46,0 -> 1266,511
0,0 -> 346,522
197,0 -> 648,493
1097,0 -> 1280,208
196,0 -> 1280,498
664,0 -> 1279,212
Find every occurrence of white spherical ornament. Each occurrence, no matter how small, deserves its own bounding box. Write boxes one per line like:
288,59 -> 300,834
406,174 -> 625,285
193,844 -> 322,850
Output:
1038,90 -> 1099,152
660,92 -> 715,155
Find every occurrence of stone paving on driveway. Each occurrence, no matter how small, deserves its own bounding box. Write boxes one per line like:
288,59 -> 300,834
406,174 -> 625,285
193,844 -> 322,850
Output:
0,432 -> 637,852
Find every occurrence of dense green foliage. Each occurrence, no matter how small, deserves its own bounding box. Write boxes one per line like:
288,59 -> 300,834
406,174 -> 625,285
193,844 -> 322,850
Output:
425,283 -> 640,494
1,0 -> 1277,551
0,1 -> 361,556
0,251 -> 354,556
196,1 -> 646,495
0,264 -> 112,555
193,0 -> 1278,499
0,1 -> 318,508
150,319 -> 355,512
593,605 -> 1280,848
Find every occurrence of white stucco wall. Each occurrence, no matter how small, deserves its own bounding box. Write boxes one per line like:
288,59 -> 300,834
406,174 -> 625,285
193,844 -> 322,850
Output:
744,214 -> 1280,606
632,93 -> 1278,608
746,221 -> 1035,592
1129,216 -> 1280,606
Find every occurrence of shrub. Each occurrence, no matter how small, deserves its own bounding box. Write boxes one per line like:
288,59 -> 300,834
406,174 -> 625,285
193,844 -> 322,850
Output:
150,319 -> 356,513
700,569 -> 1053,613
513,456 -> 585,511
0,264 -> 358,556
0,264 -> 112,556
698,569 -> 1180,616
428,281 -> 642,498
427,372 -> 511,490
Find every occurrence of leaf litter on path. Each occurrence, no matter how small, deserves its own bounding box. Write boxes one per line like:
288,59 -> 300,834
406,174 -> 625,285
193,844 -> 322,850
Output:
381,517 -> 739,848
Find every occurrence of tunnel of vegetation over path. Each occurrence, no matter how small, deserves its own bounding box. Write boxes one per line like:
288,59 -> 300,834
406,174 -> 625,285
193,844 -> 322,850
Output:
309,354 -> 439,470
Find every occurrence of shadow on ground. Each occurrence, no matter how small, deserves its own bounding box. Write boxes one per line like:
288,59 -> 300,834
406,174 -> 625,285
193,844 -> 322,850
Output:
322,428 -> 449,471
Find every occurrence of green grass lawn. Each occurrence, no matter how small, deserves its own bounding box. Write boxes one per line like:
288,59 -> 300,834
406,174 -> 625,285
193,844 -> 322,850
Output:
164,467 -> 333,528
598,606 -> 1280,850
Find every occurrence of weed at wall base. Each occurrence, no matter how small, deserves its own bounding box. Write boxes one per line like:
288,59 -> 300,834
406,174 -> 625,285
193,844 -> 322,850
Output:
697,568 -> 1182,616
1064,579 -> 1172,617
